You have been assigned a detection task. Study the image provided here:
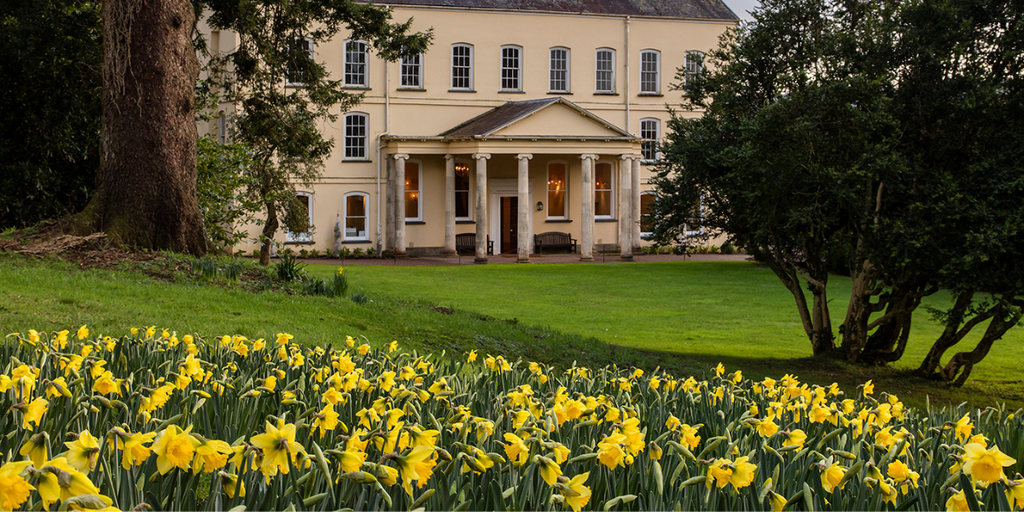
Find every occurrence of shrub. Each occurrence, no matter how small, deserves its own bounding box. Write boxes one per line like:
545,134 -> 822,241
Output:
721,241 -> 736,254
310,249 -> 321,258
274,254 -> 306,282
367,247 -> 376,258
353,247 -> 364,258
299,249 -> 309,259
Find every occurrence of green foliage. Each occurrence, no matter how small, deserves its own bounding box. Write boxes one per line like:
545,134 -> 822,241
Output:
196,134 -> 261,250
274,254 -> 307,282
0,0 -> 101,229
652,0 -> 1024,378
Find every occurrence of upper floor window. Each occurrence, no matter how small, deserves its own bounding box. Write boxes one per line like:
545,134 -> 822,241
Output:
344,193 -> 369,241
405,161 -> 422,221
500,45 -> 522,91
286,192 -> 313,243
400,53 -> 423,89
595,162 -> 614,218
547,162 -> 568,219
595,48 -> 615,93
684,51 -> 704,87
640,49 -> 660,94
549,47 -> 570,93
344,113 -> 368,160
451,44 -> 474,90
286,37 -> 313,86
640,118 -> 659,161
344,40 -> 368,87
455,162 -> 471,220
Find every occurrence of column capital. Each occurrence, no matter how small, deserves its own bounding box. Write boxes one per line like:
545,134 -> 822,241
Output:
633,154 -> 644,161
444,154 -> 455,161
473,153 -> 491,160
580,154 -> 597,161
393,153 -> 410,161
516,153 -> 533,161
620,154 -> 633,161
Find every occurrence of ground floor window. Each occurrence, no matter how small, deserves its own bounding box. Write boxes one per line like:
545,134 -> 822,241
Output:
344,193 -> 368,241
405,161 -> 421,220
640,192 -> 655,236
547,162 -> 567,219
595,162 -> 614,218
455,162 -> 471,219
286,192 -> 313,243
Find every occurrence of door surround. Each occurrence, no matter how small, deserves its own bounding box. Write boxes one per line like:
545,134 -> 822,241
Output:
488,178 -> 533,254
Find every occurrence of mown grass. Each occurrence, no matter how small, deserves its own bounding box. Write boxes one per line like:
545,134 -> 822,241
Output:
1,252 -> 1021,409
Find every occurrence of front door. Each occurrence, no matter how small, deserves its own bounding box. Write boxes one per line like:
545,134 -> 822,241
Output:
500,196 -> 518,254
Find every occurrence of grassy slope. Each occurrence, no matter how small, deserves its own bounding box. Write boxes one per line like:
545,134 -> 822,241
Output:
2,254 -> 1021,409
307,260 -> 1024,408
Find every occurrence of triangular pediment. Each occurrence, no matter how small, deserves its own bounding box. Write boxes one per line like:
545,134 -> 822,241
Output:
439,97 -> 633,140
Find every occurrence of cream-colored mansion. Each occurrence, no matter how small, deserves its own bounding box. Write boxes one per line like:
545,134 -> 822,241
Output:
207,0 -> 737,261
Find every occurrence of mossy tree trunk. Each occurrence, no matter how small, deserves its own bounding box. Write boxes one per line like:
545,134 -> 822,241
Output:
78,0 -> 206,254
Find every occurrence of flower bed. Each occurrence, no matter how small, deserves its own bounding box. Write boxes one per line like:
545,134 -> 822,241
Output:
1,327 -> 1022,511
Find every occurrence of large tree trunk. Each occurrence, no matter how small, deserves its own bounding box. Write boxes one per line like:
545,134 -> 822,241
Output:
76,0 -> 206,254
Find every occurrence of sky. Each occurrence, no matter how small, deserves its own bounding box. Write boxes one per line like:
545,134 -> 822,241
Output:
724,0 -> 760,22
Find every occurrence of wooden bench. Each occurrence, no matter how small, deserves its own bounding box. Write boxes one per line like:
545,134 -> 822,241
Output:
534,231 -> 577,255
456,233 -> 493,255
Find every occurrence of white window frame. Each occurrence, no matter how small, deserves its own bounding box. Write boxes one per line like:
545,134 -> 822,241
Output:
500,45 -> 523,92
286,192 -> 314,243
343,192 -> 370,242
639,49 -> 661,94
451,43 -> 474,91
549,47 -> 570,93
594,161 -> 615,219
595,48 -> 616,93
640,118 -> 660,162
344,40 -> 368,88
404,160 -> 423,221
344,112 -> 368,160
684,51 -> 704,86
286,37 -> 314,87
546,161 -> 569,220
454,161 -> 472,221
400,53 -> 423,89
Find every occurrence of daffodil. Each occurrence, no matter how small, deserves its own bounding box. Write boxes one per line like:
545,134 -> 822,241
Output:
114,429 -> 157,469
21,397 -> 48,430
467,350 -> 477,362
785,429 -> 807,448
250,420 -> 304,478
597,432 -> 628,470
955,414 -> 973,443
153,425 -> 199,474
193,437 -> 232,474
313,402 -> 340,438
561,472 -> 592,511
65,430 -> 101,472
395,445 -> 436,496
0,460 -> 33,511
946,490 -> 970,512
962,443 -> 1016,486
820,461 -> 847,493
32,457 -> 101,509
219,471 -> 245,498
756,418 -> 778,437
20,432 -> 49,469
536,455 -> 562,485
504,432 -> 530,466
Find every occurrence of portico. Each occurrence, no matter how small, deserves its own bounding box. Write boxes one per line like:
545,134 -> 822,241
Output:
383,98 -> 644,262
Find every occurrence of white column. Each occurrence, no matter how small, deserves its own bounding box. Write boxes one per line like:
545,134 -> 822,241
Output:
473,153 -> 491,263
631,155 -> 642,251
516,154 -> 533,263
394,154 -> 409,254
580,154 -> 597,261
619,154 -> 633,261
443,155 -> 457,256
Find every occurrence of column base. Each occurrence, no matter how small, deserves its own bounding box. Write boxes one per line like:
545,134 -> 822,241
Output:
474,257 -> 488,264
620,255 -> 634,261
580,256 -> 594,262
441,250 -> 457,257
516,257 -> 531,263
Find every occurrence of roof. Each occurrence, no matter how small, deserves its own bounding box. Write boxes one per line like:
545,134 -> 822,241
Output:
375,0 -> 738,21
438,97 -> 635,139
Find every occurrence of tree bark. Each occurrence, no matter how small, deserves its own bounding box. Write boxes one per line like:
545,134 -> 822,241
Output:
259,201 -> 279,266
940,309 -> 1022,387
79,0 -> 206,254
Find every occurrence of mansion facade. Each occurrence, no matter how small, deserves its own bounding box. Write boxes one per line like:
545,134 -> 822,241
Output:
204,0 -> 738,261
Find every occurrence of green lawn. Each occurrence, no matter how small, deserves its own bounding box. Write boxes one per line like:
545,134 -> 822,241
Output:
2,253 -> 1021,408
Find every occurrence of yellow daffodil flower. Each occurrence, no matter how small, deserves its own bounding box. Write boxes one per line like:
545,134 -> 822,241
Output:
153,425 -> 199,474
0,460 -> 34,511
65,430 -> 101,472
962,443 -> 1016,486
